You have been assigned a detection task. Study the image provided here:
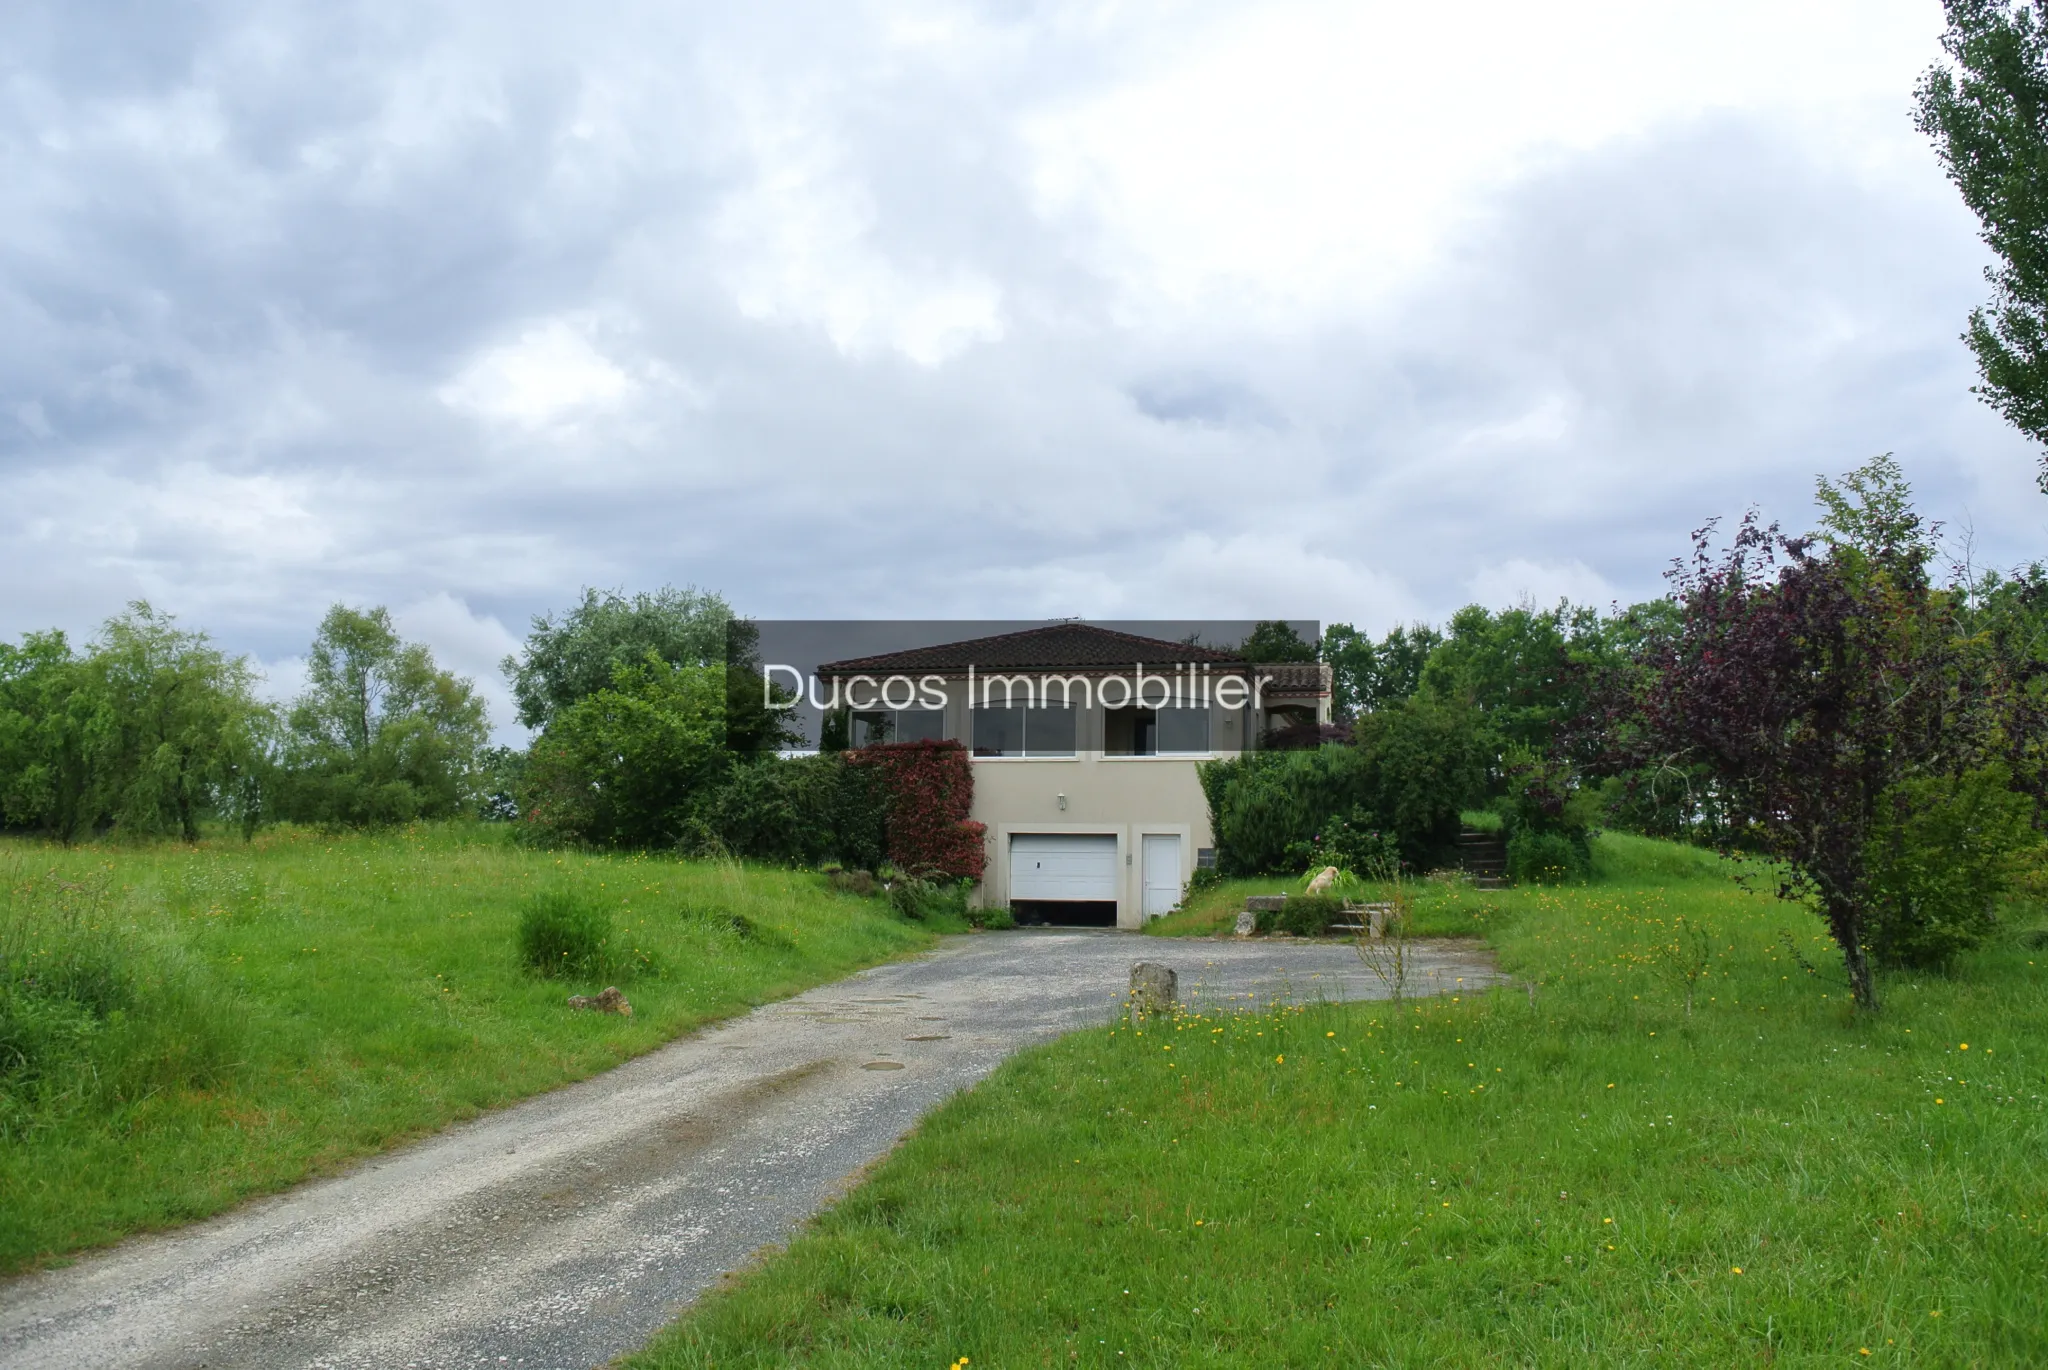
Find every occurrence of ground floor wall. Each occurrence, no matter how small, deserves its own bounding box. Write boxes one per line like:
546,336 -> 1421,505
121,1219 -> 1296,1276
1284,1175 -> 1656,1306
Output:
969,755 -> 1213,930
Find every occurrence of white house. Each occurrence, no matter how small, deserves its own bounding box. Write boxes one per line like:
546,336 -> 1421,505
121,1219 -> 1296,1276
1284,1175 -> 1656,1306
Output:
816,624 -> 1331,929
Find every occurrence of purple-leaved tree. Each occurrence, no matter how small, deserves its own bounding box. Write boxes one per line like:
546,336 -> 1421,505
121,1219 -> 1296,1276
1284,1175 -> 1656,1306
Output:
1633,458 -> 2005,1010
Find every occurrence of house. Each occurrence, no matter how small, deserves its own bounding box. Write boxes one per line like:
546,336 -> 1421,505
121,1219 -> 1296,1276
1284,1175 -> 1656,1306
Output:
815,623 -> 1331,928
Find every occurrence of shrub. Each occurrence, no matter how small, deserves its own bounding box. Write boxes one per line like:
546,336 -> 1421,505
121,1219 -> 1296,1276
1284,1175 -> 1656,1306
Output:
709,753 -> 887,869
1199,696 -> 1482,877
849,741 -> 986,882
1506,829 -> 1586,885
886,873 -> 971,922
515,659 -> 732,849
1290,809 -> 1402,880
1256,893 -> 1347,936
830,868 -> 881,897
1865,766 -> 2040,968
516,890 -> 614,978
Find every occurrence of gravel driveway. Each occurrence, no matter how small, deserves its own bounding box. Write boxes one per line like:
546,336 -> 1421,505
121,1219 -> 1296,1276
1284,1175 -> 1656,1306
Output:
0,930 -> 1500,1370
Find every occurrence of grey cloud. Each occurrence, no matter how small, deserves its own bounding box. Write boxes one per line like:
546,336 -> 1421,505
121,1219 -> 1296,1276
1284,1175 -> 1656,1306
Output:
1129,373 -> 1286,430
1,3 -> 2041,741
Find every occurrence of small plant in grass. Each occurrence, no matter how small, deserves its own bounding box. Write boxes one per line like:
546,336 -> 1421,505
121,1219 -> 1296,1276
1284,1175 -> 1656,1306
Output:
1658,916 -> 1713,1016
1354,886 -> 1415,1002
885,871 -> 970,922
1506,829 -> 1586,885
516,890 -> 614,978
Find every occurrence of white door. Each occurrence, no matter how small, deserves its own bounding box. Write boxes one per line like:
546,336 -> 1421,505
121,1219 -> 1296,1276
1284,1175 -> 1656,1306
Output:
1009,834 -> 1118,902
1142,834 -> 1183,918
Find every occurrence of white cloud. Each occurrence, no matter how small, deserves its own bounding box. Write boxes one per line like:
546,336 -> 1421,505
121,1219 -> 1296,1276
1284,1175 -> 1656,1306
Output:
438,317 -> 636,427
2,0 -> 2040,693
1022,0 -> 1942,323
392,592 -> 525,741
1467,558 -> 1621,612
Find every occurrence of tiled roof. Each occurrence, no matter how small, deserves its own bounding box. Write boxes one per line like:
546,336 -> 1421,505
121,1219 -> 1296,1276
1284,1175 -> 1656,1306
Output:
818,623 -> 1250,676
1258,662 -> 1334,695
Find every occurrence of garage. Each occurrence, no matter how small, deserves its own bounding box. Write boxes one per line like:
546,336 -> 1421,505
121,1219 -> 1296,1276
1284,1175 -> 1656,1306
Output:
1008,833 -> 1118,926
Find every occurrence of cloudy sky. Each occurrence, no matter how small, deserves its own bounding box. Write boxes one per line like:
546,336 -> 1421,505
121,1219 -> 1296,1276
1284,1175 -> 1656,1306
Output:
4,0 -> 2043,735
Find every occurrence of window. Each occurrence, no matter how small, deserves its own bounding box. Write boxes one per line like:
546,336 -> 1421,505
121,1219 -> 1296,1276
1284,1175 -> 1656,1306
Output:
1106,706 -> 1210,756
972,703 -> 1074,757
851,708 -> 946,747
1156,705 -> 1209,754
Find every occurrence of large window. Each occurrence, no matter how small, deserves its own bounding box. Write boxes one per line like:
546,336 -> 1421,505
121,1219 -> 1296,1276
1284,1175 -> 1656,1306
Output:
972,703 -> 1075,757
850,709 -> 946,747
1105,705 -> 1210,756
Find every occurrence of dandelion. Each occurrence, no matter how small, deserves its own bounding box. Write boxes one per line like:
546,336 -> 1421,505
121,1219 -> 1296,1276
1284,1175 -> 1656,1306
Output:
1731,1266 -> 1743,1274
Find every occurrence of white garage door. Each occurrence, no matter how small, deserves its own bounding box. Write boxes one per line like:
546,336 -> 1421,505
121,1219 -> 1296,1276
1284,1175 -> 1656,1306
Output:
1009,833 -> 1118,901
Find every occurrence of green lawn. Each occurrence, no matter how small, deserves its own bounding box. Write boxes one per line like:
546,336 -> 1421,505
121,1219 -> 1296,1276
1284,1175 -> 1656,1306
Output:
629,833 -> 2048,1368
0,824 -> 939,1272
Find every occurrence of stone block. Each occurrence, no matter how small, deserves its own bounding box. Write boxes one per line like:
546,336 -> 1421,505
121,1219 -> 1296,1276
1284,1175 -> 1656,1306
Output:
1128,962 -> 1177,1015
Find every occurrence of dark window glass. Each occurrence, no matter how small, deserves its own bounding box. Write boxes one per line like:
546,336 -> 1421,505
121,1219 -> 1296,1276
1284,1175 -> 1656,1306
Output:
1105,706 -> 1164,755
1156,706 -> 1209,754
1026,704 -> 1076,757
972,706 -> 1023,757
851,710 -> 892,747
896,708 -> 946,743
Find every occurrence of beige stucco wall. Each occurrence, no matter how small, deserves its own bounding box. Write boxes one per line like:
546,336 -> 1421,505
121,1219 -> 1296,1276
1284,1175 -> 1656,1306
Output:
830,668 -> 1327,928
920,677 -> 1240,929
971,754 -> 1214,929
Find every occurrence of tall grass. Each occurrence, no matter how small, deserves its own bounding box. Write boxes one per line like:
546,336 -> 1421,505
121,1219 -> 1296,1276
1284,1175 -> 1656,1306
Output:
0,861 -> 242,1140
0,825 -> 938,1272
628,832 -> 2048,1368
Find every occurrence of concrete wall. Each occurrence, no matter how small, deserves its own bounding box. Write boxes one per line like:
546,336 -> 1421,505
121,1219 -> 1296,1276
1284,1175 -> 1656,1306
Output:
931,678 -> 1236,930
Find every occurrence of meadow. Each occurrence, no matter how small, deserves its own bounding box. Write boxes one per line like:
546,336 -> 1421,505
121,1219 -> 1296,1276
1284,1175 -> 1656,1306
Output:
0,825 -> 939,1272
628,833 -> 2048,1368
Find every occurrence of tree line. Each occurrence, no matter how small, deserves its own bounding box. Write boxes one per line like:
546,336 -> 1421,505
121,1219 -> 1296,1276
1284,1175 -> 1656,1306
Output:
1257,456 -> 2046,1010
0,604 -> 490,840
4,459 -> 2043,1011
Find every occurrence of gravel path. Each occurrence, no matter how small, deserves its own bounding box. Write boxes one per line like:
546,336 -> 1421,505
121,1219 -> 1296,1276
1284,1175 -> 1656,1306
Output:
0,931 -> 1500,1370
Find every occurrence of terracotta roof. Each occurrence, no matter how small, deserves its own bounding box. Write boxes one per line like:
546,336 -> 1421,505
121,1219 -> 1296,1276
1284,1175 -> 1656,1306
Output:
818,623 -> 1250,676
1258,662 -> 1333,696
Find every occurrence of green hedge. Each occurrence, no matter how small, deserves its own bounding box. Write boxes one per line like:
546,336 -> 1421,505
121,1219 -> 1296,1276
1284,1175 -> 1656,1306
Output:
1199,697 -> 1483,876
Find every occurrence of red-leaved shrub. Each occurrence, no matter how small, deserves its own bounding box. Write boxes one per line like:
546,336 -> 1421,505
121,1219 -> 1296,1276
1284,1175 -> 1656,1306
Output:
849,740 -> 987,882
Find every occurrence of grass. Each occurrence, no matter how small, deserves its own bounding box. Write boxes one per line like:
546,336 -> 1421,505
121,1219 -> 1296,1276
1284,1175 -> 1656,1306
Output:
0,823 -> 944,1273
627,831 -> 2048,1368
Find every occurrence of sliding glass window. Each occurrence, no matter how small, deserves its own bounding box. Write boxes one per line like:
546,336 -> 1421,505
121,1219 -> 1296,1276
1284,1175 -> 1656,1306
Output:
851,709 -> 947,747
971,704 -> 1074,757
1106,705 -> 1209,755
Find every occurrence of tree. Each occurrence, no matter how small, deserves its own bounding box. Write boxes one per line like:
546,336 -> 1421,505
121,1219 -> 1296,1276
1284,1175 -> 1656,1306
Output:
517,658 -> 733,848
0,631 -> 99,841
1237,620 -> 1318,662
279,606 -> 489,826
503,586 -> 733,730
1419,602 -> 1608,778
1321,622 -> 1444,718
1633,459 -> 2011,1009
84,604 -> 270,842
1917,0 -> 2048,491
